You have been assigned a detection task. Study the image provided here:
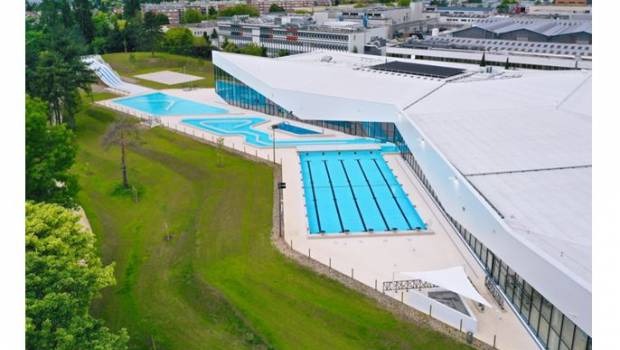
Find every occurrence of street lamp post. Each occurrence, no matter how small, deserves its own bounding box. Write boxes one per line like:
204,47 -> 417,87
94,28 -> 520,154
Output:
277,182 -> 286,238
271,124 -> 278,164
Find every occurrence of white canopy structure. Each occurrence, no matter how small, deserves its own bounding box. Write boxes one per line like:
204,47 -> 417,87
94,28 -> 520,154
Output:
400,267 -> 491,307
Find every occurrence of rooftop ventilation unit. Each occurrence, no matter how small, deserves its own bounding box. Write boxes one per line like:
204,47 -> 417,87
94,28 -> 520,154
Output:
320,55 -> 333,63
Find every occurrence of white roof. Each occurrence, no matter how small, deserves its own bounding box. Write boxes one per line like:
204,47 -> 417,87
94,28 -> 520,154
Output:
401,266 -> 492,307
225,51 -> 445,110
404,71 -> 592,284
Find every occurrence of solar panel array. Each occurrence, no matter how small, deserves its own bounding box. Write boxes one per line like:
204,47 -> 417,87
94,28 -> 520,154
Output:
404,37 -> 592,57
370,61 -> 465,79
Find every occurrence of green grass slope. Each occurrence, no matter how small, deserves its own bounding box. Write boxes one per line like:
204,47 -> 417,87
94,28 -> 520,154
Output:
102,52 -> 214,89
73,102 -> 473,350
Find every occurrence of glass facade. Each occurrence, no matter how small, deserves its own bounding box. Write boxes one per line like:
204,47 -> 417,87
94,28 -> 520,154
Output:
214,65 -> 592,350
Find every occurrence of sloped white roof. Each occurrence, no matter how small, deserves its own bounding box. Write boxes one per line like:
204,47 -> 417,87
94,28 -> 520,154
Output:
219,51 -> 445,110
468,168 -> 592,284
404,70 -> 592,284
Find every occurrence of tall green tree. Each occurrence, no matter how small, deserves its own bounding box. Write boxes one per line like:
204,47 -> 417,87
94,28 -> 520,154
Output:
27,49 -> 96,126
26,202 -> 129,349
102,116 -> 144,189
269,4 -> 285,13
208,6 -> 217,18
123,0 -> 141,19
74,0 -> 96,43
26,97 -> 78,208
142,11 -> 164,56
162,27 -> 194,55
182,8 -> 203,24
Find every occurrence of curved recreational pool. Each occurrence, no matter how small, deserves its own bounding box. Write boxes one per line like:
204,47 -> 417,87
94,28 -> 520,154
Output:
113,92 -> 228,116
182,117 -> 396,149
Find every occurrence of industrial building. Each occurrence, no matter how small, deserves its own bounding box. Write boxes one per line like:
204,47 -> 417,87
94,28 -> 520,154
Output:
451,17 -> 592,44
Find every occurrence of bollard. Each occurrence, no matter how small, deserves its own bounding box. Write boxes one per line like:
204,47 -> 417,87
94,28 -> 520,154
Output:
459,319 -> 463,332
308,248 -> 311,258
429,304 -> 433,316
375,279 -> 377,290
351,268 -> 354,279
329,258 -> 331,270
493,335 -> 496,349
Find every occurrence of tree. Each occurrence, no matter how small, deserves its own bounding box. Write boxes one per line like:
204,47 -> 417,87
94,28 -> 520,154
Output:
238,43 -> 267,57
102,116 -> 143,189
269,4 -> 285,12
219,4 -> 260,17
208,6 -> 217,18
397,0 -> 411,7
163,27 -> 194,55
277,49 -> 289,57
153,12 -> 169,25
142,11 -> 164,56
124,0 -> 141,19
26,202 -> 129,349
480,51 -> 486,67
200,32 -> 213,59
74,0 -> 96,43
210,28 -> 218,40
222,40 -> 238,53
28,49 -> 96,126
26,97 -> 79,207
182,8 -> 203,24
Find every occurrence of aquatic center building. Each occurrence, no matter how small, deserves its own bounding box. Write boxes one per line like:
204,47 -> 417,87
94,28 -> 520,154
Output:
212,50 -> 592,350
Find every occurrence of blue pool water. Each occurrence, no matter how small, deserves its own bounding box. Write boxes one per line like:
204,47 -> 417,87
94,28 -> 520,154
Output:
276,122 -> 321,135
114,92 -> 228,116
300,150 -> 426,234
182,117 -> 391,148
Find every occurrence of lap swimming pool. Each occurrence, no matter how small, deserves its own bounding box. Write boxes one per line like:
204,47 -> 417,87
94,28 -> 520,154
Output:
113,92 -> 228,116
300,150 -> 426,235
182,117 -> 391,148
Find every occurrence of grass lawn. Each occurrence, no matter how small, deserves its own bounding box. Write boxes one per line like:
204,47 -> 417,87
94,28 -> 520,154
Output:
73,101 -> 473,350
102,52 -> 214,90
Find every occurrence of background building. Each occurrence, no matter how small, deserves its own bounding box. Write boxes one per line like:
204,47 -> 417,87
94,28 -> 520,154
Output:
217,14 -> 388,55
451,17 -> 592,44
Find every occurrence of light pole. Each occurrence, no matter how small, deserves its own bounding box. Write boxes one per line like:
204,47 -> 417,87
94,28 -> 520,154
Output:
277,182 -> 286,238
271,124 -> 278,164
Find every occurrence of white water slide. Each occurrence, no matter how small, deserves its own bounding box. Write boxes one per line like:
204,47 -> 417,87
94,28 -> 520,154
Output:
82,55 -> 152,95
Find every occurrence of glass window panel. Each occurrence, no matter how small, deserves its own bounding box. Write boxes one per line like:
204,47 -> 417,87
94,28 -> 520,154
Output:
492,258 -> 500,281
499,264 -> 507,289
486,251 -> 494,271
548,329 -> 561,350
551,307 -> 563,333
541,298 -> 552,321
572,327 -> 588,350
538,316 -> 550,346
561,317 -> 575,347
529,303 -> 539,332
560,342 -> 570,350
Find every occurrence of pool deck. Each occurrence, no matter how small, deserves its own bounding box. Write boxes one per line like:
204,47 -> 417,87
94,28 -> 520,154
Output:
99,88 -> 540,350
